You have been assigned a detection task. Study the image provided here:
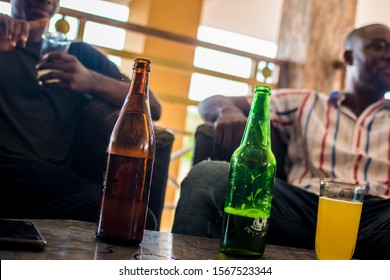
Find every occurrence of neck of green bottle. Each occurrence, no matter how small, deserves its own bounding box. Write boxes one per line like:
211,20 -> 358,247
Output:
240,93 -> 271,148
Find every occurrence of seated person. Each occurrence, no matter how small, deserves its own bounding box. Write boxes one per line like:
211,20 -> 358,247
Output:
172,23 -> 390,260
0,0 -> 161,222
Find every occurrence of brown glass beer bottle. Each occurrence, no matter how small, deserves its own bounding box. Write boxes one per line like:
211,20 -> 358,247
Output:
96,58 -> 155,245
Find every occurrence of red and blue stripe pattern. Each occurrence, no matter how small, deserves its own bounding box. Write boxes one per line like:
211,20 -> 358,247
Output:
269,89 -> 390,198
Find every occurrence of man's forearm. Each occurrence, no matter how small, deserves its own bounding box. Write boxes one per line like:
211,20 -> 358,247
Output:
199,95 -> 250,122
89,71 -> 129,106
90,71 -> 161,121
199,95 -> 232,122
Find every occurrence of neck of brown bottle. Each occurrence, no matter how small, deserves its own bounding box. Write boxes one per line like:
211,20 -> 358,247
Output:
128,69 -> 149,98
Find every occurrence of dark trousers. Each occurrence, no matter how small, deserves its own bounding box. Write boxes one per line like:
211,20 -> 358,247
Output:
0,158 -> 101,222
172,160 -> 390,260
0,157 -> 158,229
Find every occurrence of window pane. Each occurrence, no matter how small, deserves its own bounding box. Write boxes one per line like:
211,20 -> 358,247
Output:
189,73 -> 250,102
198,25 -> 277,58
60,0 -> 129,21
194,47 -> 252,78
190,25 -> 278,101
107,55 -> 122,67
0,2 -> 10,15
83,22 -> 126,50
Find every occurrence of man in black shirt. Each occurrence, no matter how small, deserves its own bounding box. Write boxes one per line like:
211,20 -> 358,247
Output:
0,0 -> 162,222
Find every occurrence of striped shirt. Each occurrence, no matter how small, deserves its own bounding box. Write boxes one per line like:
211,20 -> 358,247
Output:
266,89 -> 390,198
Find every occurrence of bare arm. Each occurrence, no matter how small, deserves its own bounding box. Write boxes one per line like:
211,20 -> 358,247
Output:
199,95 -> 251,156
199,95 -> 251,122
84,70 -> 130,106
200,94 -> 287,179
73,70 -> 161,121
81,72 -> 161,121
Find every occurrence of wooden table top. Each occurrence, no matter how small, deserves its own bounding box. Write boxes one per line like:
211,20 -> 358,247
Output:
0,219 -> 316,260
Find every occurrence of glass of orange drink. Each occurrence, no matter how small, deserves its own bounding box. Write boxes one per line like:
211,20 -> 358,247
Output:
315,180 -> 365,260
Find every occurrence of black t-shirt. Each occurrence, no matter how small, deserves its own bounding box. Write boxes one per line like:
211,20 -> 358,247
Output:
0,41 -> 125,166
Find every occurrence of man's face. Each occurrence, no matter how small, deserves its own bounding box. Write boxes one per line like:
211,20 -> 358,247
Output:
352,25 -> 390,93
12,0 -> 60,21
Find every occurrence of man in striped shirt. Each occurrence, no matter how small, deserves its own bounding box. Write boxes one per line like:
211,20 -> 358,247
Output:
172,23 -> 390,259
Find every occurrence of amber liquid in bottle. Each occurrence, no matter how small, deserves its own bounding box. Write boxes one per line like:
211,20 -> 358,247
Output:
96,58 -> 155,245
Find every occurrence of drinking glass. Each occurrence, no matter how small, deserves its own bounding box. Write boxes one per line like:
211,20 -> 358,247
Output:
315,180 -> 365,260
38,32 -> 71,84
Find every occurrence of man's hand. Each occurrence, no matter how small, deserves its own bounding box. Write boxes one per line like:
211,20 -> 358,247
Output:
36,51 -> 96,92
198,94 -> 250,159
0,15 -> 48,52
213,106 -> 247,159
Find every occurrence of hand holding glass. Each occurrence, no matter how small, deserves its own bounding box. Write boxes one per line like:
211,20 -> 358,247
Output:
315,180 -> 365,260
37,32 -> 71,84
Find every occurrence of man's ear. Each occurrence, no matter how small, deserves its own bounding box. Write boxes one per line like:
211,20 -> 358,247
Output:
344,50 -> 353,65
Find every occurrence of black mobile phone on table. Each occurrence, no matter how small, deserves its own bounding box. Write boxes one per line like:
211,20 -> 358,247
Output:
0,219 -> 47,251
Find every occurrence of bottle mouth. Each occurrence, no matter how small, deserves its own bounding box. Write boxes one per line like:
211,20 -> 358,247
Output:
133,58 -> 151,71
254,85 -> 271,95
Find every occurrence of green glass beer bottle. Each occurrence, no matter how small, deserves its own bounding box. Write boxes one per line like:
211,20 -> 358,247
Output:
220,85 -> 276,257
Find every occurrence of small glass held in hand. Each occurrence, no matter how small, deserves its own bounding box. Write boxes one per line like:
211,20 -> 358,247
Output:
315,180 -> 365,260
37,32 -> 71,84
